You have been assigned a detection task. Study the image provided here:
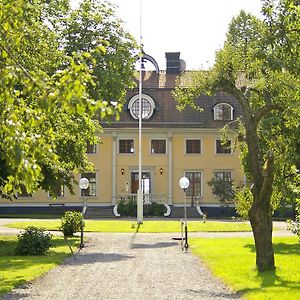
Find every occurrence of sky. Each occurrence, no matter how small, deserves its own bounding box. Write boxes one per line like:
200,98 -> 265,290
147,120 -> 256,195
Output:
71,0 -> 263,70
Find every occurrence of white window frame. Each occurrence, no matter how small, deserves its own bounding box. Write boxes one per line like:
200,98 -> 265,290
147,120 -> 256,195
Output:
215,139 -> 232,154
213,103 -> 234,121
86,143 -> 97,154
212,170 -> 234,198
184,170 -> 203,198
185,139 -> 202,155
80,172 -> 97,197
214,170 -> 233,181
128,94 -> 156,120
150,139 -> 167,155
118,139 -> 135,154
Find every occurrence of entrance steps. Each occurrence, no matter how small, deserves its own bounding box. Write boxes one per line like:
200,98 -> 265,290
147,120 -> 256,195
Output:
84,206 -> 115,218
168,206 -> 203,219
84,205 -> 203,219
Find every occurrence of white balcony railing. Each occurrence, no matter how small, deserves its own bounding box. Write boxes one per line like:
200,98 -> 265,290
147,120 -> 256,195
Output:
117,193 -> 166,205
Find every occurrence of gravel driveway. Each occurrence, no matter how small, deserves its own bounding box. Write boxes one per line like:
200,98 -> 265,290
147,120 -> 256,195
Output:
1,231 -> 241,300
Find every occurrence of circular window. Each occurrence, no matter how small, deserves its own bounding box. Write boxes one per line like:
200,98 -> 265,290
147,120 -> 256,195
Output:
128,94 -> 155,120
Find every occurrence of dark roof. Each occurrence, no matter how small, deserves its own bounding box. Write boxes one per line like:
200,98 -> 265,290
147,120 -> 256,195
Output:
101,71 -> 243,129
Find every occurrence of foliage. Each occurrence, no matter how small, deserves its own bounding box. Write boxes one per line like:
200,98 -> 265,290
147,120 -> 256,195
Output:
191,236 -> 300,300
117,197 -> 166,217
207,176 -> 235,205
62,0 -> 137,120
60,211 -> 84,236
174,0 -> 300,271
117,196 -> 137,217
235,186 -> 288,220
143,201 -> 166,217
235,188 -> 253,220
0,0 -> 136,199
287,216 -> 300,242
15,226 -> 53,255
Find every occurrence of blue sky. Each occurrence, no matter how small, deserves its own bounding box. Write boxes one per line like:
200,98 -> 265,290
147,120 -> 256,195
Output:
71,0 -> 262,70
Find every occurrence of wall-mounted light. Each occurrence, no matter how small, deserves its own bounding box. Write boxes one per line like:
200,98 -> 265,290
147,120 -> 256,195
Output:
121,168 -> 125,175
159,168 -> 163,175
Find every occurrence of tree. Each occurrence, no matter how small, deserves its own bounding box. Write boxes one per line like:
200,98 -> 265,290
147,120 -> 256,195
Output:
175,1 -> 300,271
62,0 -> 137,120
0,0 -> 136,198
207,176 -> 235,205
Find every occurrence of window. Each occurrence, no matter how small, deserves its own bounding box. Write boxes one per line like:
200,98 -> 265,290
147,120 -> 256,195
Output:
216,139 -> 231,154
151,140 -> 166,154
81,173 -> 97,197
86,143 -> 97,154
213,103 -> 234,120
186,139 -> 201,154
49,185 -> 64,198
128,94 -> 155,120
210,171 -> 234,201
185,171 -> 202,198
119,139 -> 134,154
214,171 -> 232,181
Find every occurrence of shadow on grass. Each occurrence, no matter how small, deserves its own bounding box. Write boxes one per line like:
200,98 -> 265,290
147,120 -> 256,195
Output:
244,242 -> 300,255
0,238 -> 17,256
240,241 -> 300,296
239,269 -> 300,295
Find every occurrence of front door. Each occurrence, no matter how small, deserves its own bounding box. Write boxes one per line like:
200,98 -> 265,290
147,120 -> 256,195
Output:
131,172 -> 151,194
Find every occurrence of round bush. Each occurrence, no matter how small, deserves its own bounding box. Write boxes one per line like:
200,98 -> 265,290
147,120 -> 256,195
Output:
60,211 -> 84,236
15,226 -> 53,255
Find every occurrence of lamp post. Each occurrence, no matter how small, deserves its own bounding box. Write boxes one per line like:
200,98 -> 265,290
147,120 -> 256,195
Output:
79,177 -> 89,248
137,0 -> 144,224
179,176 -> 190,251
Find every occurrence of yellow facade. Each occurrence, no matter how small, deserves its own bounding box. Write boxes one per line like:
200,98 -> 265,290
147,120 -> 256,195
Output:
7,127 -> 243,209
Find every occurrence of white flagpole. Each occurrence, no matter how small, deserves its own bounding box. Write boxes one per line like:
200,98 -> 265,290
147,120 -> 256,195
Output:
137,0 -> 143,224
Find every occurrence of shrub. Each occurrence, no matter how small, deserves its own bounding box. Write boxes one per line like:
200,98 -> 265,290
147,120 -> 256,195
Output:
117,197 -> 166,217
147,202 -> 166,216
207,176 -> 235,205
60,211 -> 84,236
117,196 -> 137,217
15,226 -> 53,255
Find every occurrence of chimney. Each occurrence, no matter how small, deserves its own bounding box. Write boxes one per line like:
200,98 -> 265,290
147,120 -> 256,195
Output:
165,52 -> 181,74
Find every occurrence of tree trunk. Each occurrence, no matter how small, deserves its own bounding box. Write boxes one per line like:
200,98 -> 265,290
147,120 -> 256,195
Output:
249,201 -> 275,272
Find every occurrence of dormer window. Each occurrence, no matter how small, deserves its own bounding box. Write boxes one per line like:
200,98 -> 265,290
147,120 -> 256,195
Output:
213,103 -> 234,121
128,94 -> 155,120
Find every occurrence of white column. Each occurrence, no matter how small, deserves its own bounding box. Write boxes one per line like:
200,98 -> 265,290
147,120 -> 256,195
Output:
112,133 -> 117,205
168,133 -> 173,205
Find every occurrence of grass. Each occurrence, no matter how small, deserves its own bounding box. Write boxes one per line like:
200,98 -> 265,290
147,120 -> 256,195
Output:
190,236 -> 300,300
0,235 -> 79,296
5,219 -> 252,233
0,214 -> 63,219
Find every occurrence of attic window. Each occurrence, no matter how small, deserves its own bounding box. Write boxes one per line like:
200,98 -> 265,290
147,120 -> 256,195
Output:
213,103 -> 234,120
128,94 -> 155,120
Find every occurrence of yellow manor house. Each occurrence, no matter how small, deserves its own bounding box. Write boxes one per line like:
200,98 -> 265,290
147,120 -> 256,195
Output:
1,53 -> 245,218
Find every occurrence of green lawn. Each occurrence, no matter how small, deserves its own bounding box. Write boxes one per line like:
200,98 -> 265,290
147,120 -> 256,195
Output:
0,214 -> 63,219
5,219 -> 252,233
190,236 -> 300,300
0,235 -> 79,296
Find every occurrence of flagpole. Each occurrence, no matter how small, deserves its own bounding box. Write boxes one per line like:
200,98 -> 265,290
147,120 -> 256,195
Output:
137,0 -> 143,224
